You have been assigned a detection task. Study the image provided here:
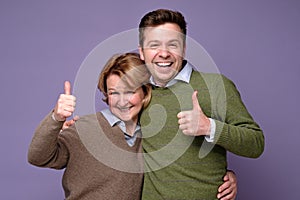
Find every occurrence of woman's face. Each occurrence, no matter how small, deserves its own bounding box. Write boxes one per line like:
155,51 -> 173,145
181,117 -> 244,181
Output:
106,74 -> 145,124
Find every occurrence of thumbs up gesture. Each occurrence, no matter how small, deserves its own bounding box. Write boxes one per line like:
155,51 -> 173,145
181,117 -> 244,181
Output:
53,81 -> 77,122
177,91 -> 211,136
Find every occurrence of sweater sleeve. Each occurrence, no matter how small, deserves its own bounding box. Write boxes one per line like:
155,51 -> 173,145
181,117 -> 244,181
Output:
27,111 -> 69,169
212,76 -> 265,158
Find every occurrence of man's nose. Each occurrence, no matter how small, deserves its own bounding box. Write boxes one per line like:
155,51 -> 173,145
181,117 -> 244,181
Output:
158,46 -> 171,58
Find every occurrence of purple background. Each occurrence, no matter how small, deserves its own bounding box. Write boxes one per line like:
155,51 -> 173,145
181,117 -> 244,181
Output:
1,0 -> 299,199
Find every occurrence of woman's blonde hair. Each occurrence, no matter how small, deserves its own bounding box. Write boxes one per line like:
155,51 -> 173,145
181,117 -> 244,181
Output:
98,52 -> 151,108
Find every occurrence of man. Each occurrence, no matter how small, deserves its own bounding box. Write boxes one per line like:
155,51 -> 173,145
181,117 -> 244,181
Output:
60,9 -> 239,199
138,9 -> 264,200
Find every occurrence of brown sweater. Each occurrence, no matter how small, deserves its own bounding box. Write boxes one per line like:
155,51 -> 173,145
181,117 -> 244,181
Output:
28,112 -> 143,200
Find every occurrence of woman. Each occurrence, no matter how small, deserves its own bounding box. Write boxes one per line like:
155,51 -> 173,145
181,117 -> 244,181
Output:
28,52 -> 237,200
28,52 -> 151,200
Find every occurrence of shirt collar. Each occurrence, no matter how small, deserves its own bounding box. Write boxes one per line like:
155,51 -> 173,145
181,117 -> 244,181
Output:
100,108 -> 141,134
149,60 -> 193,88
100,108 -> 121,127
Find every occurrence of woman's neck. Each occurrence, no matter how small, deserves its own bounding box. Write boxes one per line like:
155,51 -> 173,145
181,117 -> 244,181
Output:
125,120 -> 137,136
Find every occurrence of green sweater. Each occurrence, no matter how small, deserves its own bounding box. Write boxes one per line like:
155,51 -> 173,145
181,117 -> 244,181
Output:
140,71 -> 264,200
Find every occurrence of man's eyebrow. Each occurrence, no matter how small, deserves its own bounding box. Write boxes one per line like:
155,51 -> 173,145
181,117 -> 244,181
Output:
146,39 -> 181,44
168,39 -> 181,43
145,40 -> 160,45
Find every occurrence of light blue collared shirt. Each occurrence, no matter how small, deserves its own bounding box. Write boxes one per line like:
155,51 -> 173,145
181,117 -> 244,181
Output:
100,109 -> 140,147
149,61 -> 216,142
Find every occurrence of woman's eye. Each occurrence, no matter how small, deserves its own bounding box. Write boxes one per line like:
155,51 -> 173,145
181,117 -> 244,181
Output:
125,91 -> 135,94
109,92 -> 119,95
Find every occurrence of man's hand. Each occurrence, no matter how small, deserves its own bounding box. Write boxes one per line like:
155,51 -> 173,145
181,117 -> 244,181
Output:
53,81 -> 76,122
217,170 -> 237,200
177,91 -> 210,136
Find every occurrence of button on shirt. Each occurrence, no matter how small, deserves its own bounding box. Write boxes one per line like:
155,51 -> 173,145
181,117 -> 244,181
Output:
149,60 -> 216,142
101,109 -> 140,147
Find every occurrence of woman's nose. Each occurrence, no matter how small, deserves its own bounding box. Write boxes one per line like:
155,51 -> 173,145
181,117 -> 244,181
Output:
118,94 -> 130,106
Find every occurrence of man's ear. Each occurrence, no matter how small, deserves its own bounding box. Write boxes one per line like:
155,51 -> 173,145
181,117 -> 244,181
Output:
182,43 -> 186,59
138,46 -> 145,61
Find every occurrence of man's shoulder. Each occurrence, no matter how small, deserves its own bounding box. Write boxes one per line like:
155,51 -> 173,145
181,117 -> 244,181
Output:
191,70 -> 233,84
191,70 -> 224,78
190,71 -> 238,94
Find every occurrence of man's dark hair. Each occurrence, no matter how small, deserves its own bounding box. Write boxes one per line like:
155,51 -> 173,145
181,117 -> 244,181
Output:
138,9 -> 187,46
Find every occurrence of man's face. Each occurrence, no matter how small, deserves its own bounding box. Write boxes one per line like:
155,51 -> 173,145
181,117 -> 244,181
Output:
139,23 -> 186,87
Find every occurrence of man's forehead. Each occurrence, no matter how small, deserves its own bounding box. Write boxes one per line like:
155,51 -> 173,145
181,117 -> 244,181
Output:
144,26 -> 183,35
143,26 -> 184,42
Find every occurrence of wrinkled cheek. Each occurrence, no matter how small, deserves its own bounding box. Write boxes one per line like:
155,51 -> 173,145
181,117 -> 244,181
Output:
108,99 -> 117,110
130,97 -> 141,105
130,95 -> 145,107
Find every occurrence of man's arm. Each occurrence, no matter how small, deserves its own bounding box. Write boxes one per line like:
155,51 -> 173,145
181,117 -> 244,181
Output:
212,76 -> 264,158
177,75 -> 264,158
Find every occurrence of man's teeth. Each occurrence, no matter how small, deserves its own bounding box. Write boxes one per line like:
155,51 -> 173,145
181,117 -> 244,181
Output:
156,62 -> 172,67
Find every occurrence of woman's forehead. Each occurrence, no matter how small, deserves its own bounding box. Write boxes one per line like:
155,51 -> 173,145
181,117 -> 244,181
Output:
107,74 -> 141,91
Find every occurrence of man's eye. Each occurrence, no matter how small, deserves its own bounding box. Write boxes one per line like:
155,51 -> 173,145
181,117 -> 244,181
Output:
169,43 -> 178,48
125,91 -> 135,94
149,44 -> 159,49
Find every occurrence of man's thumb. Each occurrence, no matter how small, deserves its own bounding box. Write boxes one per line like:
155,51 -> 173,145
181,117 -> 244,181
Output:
64,81 -> 71,95
192,90 -> 200,110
